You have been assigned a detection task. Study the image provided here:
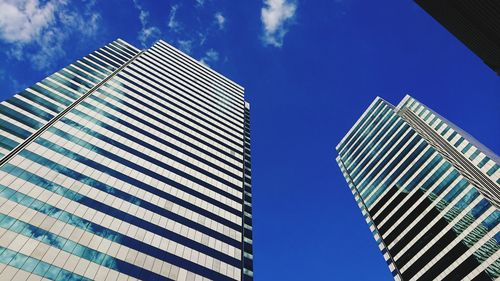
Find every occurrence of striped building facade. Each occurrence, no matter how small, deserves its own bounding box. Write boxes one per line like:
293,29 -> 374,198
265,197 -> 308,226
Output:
0,39 -> 253,281
336,95 -> 499,280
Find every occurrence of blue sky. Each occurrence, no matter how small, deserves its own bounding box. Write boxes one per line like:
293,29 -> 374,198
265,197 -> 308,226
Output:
0,0 -> 499,280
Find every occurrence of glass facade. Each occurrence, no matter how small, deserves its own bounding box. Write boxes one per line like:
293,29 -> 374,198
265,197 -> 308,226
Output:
0,39 -> 253,281
336,95 -> 499,280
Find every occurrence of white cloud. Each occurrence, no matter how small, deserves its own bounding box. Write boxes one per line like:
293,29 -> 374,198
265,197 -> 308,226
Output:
214,12 -> 225,30
133,0 -> 161,47
199,48 -> 219,67
168,4 -> 181,32
0,0 -> 101,70
260,0 -> 297,47
177,39 -> 193,54
195,0 -> 205,7
0,0 -> 57,43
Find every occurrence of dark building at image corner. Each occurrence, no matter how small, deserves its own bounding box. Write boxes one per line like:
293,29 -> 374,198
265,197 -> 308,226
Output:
415,0 -> 500,74
0,38 -> 253,281
336,95 -> 499,280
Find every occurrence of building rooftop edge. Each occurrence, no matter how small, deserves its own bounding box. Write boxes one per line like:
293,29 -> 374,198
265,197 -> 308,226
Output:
335,96 -> 395,151
155,39 -> 246,93
402,95 -> 500,164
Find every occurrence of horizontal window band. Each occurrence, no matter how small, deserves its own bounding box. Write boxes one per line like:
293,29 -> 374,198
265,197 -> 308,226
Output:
345,118 -> 406,177
352,123 -> 412,186
390,183 -> 475,258
126,60 -> 243,131
83,54 -> 116,73
116,73 -> 243,151
0,135 -> 19,152
137,54 -> 243,122
6,97 -> 55,122
33,135 -> 242,214
153,42 -> 244,98
90,85 -> 243,163
383,171 -> 463,245
43,124 -> 243,231
368,148 -> 436,215
342,111 -> 397,167
400,199 -> 492,278
442,235 -> 499,281
29,83 -> 73,107
393,189 -> 480,267
151,44 -> 243,102
0,119 -> 32,140
1,163 -> 242,267
91,51 -> 121,69
356,129 -> 418,193
79,57 -> 113,76
18,90 -> 63,113
0,184 -> 236,281
21,137 -> 242,218
64,107 -> 243,216
81,93 -> 243,166
134,53 -> 244,117
0,214 -> 171,281
92,86 -> 243,181
364,141 -> 430,208
47,82 -> 241,190
58,69 -> 96,90
0,104 -> 44,131
101,46 -> 130,63
50,74 -> 89,95
378,161 -> 452,233
58,114 -> 242,190
66,104 -> 242,179
372,154 -> 444,225
115,69 -> 243,146
107,42 -> 138,59
341,106 -> 392,165
339,101 -> 389,160
346,118 -> 407,179
64,66 -> 101,85
337,99 -> 384,154
72,61 -> 107,80
0,245 -> 91,281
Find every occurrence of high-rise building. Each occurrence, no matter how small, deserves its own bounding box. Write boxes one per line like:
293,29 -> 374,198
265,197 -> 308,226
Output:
415,0 -> 500,74
0,39 -> 253,281
336,95 -> 499,280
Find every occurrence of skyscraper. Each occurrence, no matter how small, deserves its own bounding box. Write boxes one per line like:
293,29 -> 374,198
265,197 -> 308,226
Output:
415,0 -> 500,74
336,95 -> 499,280
0,39 -> 253,281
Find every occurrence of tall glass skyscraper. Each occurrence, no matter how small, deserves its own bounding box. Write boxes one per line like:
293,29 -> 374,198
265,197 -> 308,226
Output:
336,95 -> 499,280
0,39 -> 253,281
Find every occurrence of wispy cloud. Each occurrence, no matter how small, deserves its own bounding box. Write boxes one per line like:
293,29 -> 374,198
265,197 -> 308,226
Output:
0,68 -> 24,96
199,49 -> 219,67
0,0 -> 101,70
261,0 -> 297,47
0,0 -> 57,43
195,0 -> 205,7
177,39 -> 193,54
133,0 -> 161,47
214,12 -> 225,30
168,4 -> 181,32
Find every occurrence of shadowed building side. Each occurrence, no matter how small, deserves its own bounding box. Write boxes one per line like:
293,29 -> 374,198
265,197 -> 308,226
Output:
415,0 -> 500,74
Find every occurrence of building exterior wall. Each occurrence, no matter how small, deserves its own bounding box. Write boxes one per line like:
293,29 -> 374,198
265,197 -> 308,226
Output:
0,38 -> 252,281
415,0 -> 500,74
336,95 -> 499,280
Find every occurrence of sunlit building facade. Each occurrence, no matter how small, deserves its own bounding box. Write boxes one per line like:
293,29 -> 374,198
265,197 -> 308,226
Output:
336,95 -> 499,280
0,39 -> 253,281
